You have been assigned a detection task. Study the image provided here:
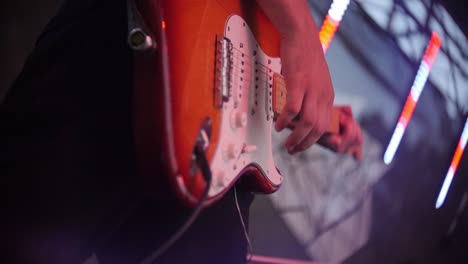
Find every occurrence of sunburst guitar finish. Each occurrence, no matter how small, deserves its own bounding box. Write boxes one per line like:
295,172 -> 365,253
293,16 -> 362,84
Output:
132,0 -> 339,207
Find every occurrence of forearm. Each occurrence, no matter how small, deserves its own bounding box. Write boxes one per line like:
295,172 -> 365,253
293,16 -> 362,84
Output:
255,0 -> 319,38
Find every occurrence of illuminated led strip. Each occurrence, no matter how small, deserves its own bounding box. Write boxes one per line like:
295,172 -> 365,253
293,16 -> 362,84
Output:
435,118 -> 468,209
319,0 -> 350,53
383,32 -> 441,165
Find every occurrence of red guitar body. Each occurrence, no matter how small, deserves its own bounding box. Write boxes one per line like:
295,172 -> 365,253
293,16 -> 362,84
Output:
131,0 -> 344,207
132,0 -> 285,207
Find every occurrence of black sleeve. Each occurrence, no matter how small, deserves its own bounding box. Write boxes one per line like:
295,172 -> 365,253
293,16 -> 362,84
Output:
2,1 -> 139,263
2,0 -> 254,263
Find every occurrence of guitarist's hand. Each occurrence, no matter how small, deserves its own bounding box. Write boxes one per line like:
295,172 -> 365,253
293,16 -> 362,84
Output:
319,106 -> 363,160
256,0 -> 335,155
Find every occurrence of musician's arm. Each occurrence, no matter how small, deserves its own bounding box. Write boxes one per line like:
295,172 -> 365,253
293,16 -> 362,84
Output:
255,0 -> 318,38
256,1 -> 363,158
319,106 -> 363,160
255,0 -> 335,154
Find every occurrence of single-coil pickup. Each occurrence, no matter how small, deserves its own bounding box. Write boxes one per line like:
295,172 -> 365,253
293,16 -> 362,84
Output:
214,36 -> 233,108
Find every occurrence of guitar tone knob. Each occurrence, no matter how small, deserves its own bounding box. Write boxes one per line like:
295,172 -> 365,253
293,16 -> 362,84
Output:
223,143 -> 239,160
230,111 -> 247,128
215,171 -> 226,188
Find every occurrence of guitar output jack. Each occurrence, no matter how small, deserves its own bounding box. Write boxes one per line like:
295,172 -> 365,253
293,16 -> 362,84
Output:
189,118 -> 212,177
128,28 -> 156,51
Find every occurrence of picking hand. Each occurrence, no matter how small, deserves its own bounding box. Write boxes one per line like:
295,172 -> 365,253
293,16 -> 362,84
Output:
319,106 -> 363,160
274,31 -> 335,155
255,0 -> 335,155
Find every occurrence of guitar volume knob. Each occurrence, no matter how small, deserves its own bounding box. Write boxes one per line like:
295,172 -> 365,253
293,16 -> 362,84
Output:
230,111 -> 247,128
223,143 -> 239,160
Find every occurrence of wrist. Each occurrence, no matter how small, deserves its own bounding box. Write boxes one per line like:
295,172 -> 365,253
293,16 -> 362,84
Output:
256,0 -> 319,39
279,12 -> 318,39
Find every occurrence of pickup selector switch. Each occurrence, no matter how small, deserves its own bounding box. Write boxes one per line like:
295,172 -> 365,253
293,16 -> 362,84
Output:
242,144 -> 257,153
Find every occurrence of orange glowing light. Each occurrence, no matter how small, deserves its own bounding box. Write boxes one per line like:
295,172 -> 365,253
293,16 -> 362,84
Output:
423,32 -> 441,66
383,32 -> 442,164
450,143 -> 464,170
400,95 -> 416,123
319,15 -> 339,52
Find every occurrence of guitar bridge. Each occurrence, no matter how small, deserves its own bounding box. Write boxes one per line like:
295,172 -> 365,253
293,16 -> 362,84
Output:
214,36 -> 233,108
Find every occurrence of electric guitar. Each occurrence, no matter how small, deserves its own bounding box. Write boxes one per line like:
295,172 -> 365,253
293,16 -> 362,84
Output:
130,0 -> 344,207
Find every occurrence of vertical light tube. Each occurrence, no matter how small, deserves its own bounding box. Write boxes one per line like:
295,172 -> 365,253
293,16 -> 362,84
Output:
435,118 -> 468,209
319,0 -> 350,53
383,32 -> 441,164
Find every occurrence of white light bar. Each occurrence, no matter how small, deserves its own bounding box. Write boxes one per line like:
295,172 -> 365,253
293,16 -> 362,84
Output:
435,118 -> 468,209
319,0 -> 350,53
383,32 -> 441,165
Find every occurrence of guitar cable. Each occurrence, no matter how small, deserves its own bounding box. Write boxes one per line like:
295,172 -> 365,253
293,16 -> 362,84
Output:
234,187 -> 254,263
139,143 -> 212,264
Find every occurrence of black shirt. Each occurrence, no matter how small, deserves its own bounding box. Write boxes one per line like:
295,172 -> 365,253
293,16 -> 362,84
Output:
2,1 -> 253,263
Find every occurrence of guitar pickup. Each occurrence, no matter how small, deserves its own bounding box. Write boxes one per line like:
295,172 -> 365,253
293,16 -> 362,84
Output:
214,36 -> 233,108
272,73 -> 286,120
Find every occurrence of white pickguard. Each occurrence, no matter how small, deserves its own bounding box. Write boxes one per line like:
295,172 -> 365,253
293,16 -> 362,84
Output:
209,15 -> 283,196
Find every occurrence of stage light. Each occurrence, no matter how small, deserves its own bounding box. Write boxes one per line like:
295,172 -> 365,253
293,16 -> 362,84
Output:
383,32 -> 441,165
436,118 -> 468,209
319,0 -> 350,53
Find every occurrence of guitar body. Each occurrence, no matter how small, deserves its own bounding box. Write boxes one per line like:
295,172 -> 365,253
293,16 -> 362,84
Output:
133,0 -> 285,207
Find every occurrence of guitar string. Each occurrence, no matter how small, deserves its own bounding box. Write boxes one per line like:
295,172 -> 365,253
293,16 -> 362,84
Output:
225,57 -> 286,113
230,53 -> 274,76
229,58 -> 275,83
216,42 -> 283,78
228,61 -> 286,110
215,47 -> 287,111
221,45 -> 282,79
229,48 -> 286,90
223,44 -> 271,67
230,58 -> 278,83
231,45 -> 279,73
216,35 -> 286,81
228,56 -> 284,86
